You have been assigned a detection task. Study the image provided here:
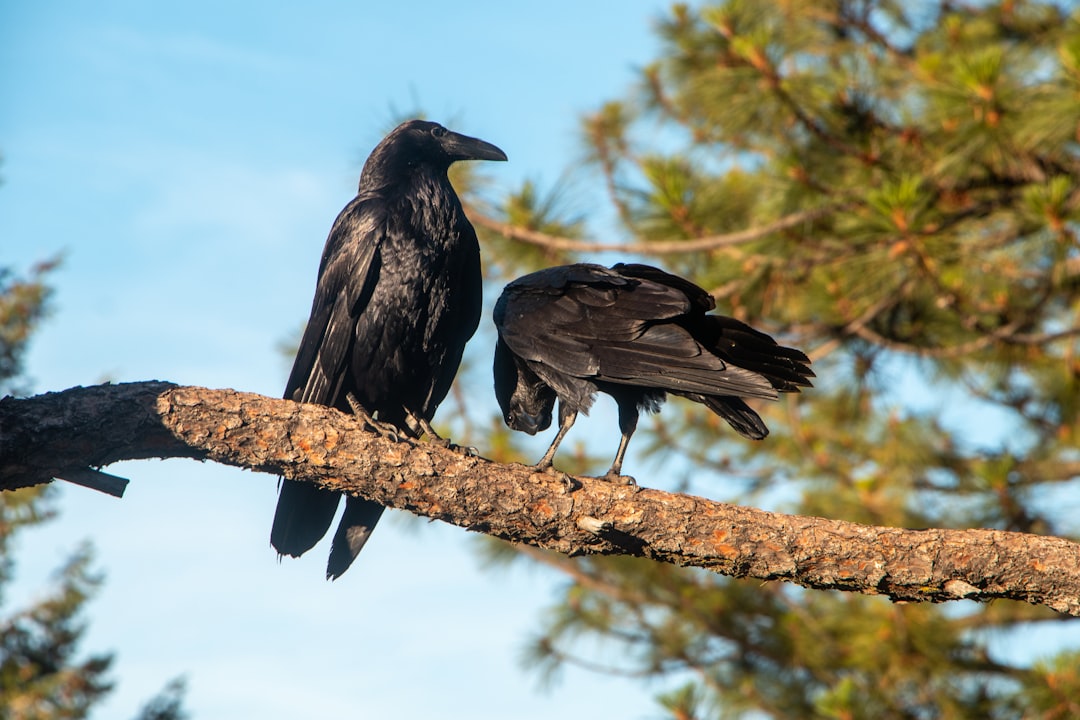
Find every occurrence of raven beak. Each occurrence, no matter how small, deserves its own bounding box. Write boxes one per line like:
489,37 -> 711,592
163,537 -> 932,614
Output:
443,131 -> 508,163
509,411 -> 546,435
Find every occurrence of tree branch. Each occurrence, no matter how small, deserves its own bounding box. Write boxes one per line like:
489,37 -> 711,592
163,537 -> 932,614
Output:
2,382 -> 1078,615
468,205 -> 835,255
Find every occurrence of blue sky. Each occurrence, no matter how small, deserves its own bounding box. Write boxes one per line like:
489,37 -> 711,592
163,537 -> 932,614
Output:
6,3 -> 1079,719
1,2 -> 687,718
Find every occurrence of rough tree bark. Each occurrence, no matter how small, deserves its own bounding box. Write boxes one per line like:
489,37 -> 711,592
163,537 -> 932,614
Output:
2,381 -> 1078,615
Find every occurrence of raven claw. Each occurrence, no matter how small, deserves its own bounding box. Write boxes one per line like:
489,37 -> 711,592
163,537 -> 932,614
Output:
601,471 -> 637,487
346,392 -> 401,442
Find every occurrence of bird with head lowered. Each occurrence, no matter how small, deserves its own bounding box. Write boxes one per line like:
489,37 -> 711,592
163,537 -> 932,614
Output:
493,262 -> 813,482
272,120 -> 507,579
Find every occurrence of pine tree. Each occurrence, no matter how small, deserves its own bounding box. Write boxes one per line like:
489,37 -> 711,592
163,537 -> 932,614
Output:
476,2 -> 1080,717
0,261 -> 189,720
0,260 -> 57,398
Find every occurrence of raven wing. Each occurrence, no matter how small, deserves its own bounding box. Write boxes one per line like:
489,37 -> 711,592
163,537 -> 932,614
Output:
496,264 -> 680,372
272,197 -> 383,561
497,264 -> 778,401
285,199 -> 382,408
611,262 -> 716,313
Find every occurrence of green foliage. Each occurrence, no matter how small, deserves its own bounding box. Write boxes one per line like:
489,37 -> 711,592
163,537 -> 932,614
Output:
130,678 -> 189,720
0,489 -> 114,720
0,264 -> 189,718
0,259 -> 60,397
473,1 -> 1080,717
479,176 -> 585,278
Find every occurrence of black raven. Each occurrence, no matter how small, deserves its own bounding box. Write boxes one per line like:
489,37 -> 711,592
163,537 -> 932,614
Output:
271,120 -> 506,579
493,263 -> 813,479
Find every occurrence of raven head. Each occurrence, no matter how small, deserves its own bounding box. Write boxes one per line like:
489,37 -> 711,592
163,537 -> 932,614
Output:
363,120 -> 506,185
494,337 -> 555,435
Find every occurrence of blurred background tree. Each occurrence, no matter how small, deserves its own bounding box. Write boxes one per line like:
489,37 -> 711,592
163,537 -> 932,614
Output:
468,1 -> 1080,717
0,260 -> 190,718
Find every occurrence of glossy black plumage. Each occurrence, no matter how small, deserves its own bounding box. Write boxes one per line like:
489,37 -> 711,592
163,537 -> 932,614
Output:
493,263 -> 813,478
271,120 -> 506,578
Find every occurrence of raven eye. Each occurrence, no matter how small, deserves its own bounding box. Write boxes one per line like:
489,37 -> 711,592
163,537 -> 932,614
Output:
431,126 -> 447,138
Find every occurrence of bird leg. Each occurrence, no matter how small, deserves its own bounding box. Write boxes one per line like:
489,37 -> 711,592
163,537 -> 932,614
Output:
534,405 -> 577,471
602,401 -> 639,486
404,408 -> 447,445
345,392 -> 402,442
403,408 -> 477,455
602,434 -> 638,486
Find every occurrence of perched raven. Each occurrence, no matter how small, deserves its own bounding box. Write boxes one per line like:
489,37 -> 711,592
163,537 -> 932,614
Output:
493,263 -> 813,479
272,120 -> 506,579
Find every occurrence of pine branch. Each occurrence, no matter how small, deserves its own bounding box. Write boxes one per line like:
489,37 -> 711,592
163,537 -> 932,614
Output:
468,205 -> 834,255
2,382 -> 1079,616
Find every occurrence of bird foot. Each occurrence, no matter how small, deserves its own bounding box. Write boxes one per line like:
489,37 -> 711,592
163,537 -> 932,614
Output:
404,417 -> 477,456
404,408 -> 467,450
364,417 -> 403,442
346,393 -> 402,442
528,463 -> 580,491
599,471 -> 637,487
425,434 -> 478,456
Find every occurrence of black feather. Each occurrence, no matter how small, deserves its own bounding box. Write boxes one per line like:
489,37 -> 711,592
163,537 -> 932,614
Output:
493,263 -> 813,478
271,120 -> 506,579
